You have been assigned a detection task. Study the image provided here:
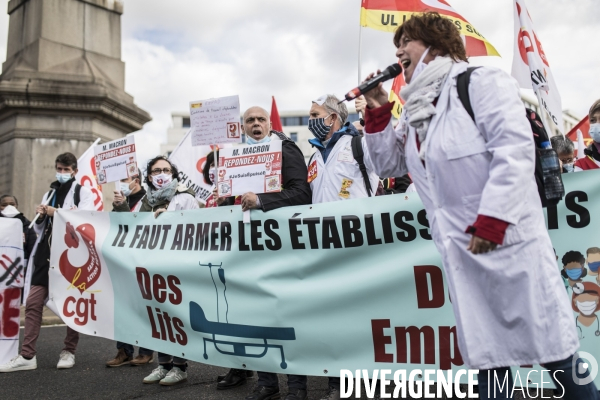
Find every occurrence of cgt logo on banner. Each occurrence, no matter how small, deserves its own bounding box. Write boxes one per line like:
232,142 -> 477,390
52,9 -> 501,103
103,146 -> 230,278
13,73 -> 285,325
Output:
0,219 -> 24,364
48,211 -> 114,339
47,172 -> 600,390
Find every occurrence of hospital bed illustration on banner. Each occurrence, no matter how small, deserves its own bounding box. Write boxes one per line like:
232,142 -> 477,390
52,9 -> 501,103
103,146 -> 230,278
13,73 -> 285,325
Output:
189,262 -> 296,369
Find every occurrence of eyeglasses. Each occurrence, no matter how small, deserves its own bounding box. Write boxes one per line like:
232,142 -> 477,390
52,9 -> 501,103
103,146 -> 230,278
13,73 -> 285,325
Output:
560,158 -> 574,164
150,168 -> 172,175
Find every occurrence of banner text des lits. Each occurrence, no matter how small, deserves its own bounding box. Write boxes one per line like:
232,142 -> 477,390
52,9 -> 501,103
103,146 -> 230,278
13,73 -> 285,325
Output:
48,171 -> 600,387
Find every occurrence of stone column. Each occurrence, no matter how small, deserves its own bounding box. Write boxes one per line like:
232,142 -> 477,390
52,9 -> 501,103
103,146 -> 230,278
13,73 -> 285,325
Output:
0,0 -> 151,216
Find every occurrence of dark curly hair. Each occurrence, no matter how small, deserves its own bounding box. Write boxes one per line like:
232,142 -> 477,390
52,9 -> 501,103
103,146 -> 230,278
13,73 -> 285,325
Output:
393,12 -> 467,62
562,250 -> 585,267
145,156 -> 179,190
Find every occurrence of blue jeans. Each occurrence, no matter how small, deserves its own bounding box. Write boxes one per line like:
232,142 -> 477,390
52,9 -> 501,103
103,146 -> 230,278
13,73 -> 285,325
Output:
257,372 -> 307,390
477,354 -> 599,400
116,341 -> 153,358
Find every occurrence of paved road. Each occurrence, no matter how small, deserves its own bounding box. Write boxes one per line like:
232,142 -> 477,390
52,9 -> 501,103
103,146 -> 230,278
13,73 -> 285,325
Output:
0,326 -> 554,399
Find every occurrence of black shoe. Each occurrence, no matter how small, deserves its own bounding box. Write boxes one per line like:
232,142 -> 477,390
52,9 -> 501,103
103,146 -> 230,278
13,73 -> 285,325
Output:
217,369 -> 254,381
285,387 -> 307,400
244,385 -> 281,400
216,368 -> 248,390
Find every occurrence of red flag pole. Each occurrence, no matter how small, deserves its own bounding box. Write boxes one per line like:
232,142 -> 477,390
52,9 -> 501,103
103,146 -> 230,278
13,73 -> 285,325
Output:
270,96 -> 283,132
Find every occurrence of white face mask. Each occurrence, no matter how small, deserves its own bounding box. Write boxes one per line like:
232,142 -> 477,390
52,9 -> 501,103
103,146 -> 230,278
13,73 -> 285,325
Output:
577,300 -> 598,316
120,181 -> 134,197
405,47 -> 431,83
589,123 -> 600,143
152,173 -> 172,189
1,205 -> 20,218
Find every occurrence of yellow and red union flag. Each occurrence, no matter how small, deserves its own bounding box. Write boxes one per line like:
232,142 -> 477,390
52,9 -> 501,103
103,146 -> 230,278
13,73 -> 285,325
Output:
360,0 -> 499,58
388,63 -> 406,118
361,1 -> 501,117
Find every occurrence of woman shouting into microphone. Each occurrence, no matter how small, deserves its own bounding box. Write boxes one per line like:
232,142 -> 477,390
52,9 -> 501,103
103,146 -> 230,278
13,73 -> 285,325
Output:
361,12 -> 597,400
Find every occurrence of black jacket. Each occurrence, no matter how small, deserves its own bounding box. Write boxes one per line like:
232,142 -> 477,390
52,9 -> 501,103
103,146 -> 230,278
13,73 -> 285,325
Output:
256,132 -> 312,211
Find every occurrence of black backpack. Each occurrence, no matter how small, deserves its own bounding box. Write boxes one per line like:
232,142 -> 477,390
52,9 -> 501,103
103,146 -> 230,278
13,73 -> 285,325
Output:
456,67 -> 563,207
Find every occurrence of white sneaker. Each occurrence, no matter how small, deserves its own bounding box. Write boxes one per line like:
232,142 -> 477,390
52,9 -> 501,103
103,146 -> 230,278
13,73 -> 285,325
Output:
143,365 -> 168,384
56,351 -> 75,369
0,355 -> 37,372
159,366 -> 188,386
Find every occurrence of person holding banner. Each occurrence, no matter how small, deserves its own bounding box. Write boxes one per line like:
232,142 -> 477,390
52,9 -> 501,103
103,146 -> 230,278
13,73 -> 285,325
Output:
361,12 -> 598,399
105,170 -> 154,367
207,106 -> 311,399
0,153 -> 95,373
306,94 -> 380,400
137,155 -> 198,386
574,99 -> 600,171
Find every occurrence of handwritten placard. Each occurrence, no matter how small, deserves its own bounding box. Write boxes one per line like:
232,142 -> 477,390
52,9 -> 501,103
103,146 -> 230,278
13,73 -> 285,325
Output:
190,95 -> 242,146
93,136 -> 137,185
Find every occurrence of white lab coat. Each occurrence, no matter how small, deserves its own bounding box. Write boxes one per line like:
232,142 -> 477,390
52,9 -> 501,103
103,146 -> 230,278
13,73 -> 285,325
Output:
364,62 -> 578,369
309,134 -> 380,203
23,181 -> 96,303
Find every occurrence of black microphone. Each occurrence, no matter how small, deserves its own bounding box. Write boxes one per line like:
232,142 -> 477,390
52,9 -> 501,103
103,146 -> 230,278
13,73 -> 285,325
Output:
341,64 -> 403,103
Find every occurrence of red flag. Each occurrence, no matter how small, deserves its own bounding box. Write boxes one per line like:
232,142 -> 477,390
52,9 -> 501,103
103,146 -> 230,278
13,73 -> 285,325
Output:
270,96 -> 283,132
566,115 -> 590,142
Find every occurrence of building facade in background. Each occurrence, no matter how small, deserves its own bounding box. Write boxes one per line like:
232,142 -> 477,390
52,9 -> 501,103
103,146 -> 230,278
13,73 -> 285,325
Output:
0,0 -> 150,215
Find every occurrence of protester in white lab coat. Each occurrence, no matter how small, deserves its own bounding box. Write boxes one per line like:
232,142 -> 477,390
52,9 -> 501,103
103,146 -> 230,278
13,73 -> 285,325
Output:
361,12 -> 597,399
0,152 -> 95,373
307,94 -> 380,206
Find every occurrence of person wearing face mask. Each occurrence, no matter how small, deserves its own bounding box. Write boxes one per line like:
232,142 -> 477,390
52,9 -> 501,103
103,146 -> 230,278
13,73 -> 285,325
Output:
305,94 -> 380,400
0,153 -> 95,374
571,282 -> 600,339
307,94 -> 380,211
586,247 -> 600,286
561,250 -> 588,287
550,135 -> 575,173
104,171 -> 154,368
361,12 -> 597,400
575,99 -> 600,171
135,156 -> 198,386
0,195 -> 36,264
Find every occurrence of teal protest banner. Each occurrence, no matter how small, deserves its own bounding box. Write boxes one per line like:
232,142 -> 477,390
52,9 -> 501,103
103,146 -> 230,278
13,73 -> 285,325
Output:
47,171 -> 600,389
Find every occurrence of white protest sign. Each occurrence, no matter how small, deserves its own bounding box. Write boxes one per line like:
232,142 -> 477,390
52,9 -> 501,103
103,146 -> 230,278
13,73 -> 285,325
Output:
190,95 -> 242,146
93,136 -> 138,185
0,218 -> 25,364
511,0 -> 563,134
169,129 -> 231,204
217,140 -> 283,197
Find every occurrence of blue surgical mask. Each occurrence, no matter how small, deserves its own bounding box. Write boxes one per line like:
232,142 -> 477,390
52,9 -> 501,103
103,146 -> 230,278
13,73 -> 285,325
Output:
590,123 -> 600,143
246,134 -> 272,145
120,182 -> 133,197
588,261 -> 600,273
565,267 -> 583,280
56,172 -> 72,184
308,114 -> 333,141
563,163 -> 574,173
